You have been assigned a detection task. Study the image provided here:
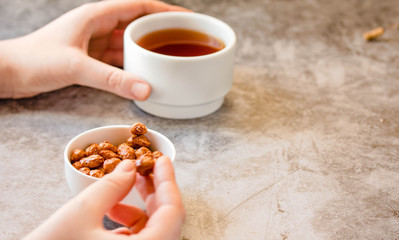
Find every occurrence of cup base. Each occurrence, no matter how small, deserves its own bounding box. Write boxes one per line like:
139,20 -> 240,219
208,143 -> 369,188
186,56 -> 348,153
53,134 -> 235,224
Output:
134,98 -> 224,119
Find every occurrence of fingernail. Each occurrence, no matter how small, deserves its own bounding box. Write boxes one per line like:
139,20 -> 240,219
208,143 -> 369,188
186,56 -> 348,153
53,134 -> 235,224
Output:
117,160 -> 135,172
131,82 -> 150,100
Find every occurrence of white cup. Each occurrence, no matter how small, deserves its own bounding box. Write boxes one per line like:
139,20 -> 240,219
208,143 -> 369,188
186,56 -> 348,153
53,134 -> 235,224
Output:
124,12 -> 236,119
64,125 -> 176,209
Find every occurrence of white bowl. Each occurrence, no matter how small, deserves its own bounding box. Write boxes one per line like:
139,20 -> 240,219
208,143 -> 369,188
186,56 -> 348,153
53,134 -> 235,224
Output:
64,125 -> 176,209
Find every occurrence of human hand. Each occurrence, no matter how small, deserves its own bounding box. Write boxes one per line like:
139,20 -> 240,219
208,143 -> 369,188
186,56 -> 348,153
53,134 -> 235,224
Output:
0,0 -> 188,99
23,156 -> 185,240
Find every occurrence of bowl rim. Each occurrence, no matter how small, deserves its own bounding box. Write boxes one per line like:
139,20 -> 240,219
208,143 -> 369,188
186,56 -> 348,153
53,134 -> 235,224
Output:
125,11 -> 237,61
64,125 -> 176,180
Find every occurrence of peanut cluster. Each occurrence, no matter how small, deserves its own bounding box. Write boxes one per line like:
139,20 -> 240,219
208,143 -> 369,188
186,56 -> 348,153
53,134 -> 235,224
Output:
70,122 -> 163,178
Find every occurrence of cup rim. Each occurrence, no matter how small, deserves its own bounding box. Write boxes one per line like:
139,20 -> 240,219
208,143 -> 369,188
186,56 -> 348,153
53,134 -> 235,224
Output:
64,125 -> 176,180
124,11 -> 237,61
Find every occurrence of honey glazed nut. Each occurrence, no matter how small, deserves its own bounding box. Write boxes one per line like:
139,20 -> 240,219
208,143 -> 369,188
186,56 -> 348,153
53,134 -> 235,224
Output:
85,143 -> 100,156
90,169 -> 105,178
79,154 -> 104,169
127,135 -> 151,148
103,158 -> 122,174
118,143 -> 136,160
135,155 -> 155,176
99,141 -> 118,152
78,167 -> 90,175
99,149 -> 119,159
70,149 -> 86,163
152,151 -> 163,159
131,122 -> 147,135
70,122 -> 163,178
135,147 -> 152,159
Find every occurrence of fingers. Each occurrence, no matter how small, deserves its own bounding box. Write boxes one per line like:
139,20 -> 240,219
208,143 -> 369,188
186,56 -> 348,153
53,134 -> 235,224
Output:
153,156 -> 183,208
107,203 -> 148,233
63,0 -> 191,100
135,157 -> 180,216
75,56 -> 151,100
88,30 -> 124,66
100,50 -> 124,67
89,29 -> 124,53
112,227 -> 132,235
135,174 -> 158,216
135,156 -> 185,240
107,157 -> 184,238
72,160 -> 137,223
135,174 -> 155,200
81,0 -> 190,38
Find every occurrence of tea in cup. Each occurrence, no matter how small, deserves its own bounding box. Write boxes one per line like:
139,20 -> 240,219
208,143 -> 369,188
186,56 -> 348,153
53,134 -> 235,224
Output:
124,12 -> 236,119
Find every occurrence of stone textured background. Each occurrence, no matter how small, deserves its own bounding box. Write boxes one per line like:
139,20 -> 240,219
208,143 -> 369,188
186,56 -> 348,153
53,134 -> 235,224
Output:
0,0 -> 398,239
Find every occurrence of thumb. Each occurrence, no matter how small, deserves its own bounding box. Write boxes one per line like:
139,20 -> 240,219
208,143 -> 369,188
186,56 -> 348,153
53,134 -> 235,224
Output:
75,56 -> 151,100
74,160 -> 137,222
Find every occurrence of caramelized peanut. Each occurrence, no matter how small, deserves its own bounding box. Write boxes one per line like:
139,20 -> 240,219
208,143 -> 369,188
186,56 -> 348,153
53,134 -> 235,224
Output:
135,147 -> 152,159
99,141 -> 118,152
70,149 -> 86,163
78,167 -> 90,175
117,143 -> 136,159
80,154 -> 104,168
90,169 -> 105,178
127,135 -> 151,148
85,143 -> 100,156
131,122 -> 147,135
152,151 -> 163,159
136,155 -> 155,176
99,150 -> 119,159
103,158 -> 122,174
72,161 -> 83,170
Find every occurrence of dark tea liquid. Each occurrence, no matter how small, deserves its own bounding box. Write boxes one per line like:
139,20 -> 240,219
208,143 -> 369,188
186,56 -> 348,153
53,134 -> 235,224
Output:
136,28 -> 225,57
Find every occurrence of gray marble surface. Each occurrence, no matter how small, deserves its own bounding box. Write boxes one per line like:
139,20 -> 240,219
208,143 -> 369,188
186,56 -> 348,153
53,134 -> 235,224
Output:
1,0 -> 399,239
